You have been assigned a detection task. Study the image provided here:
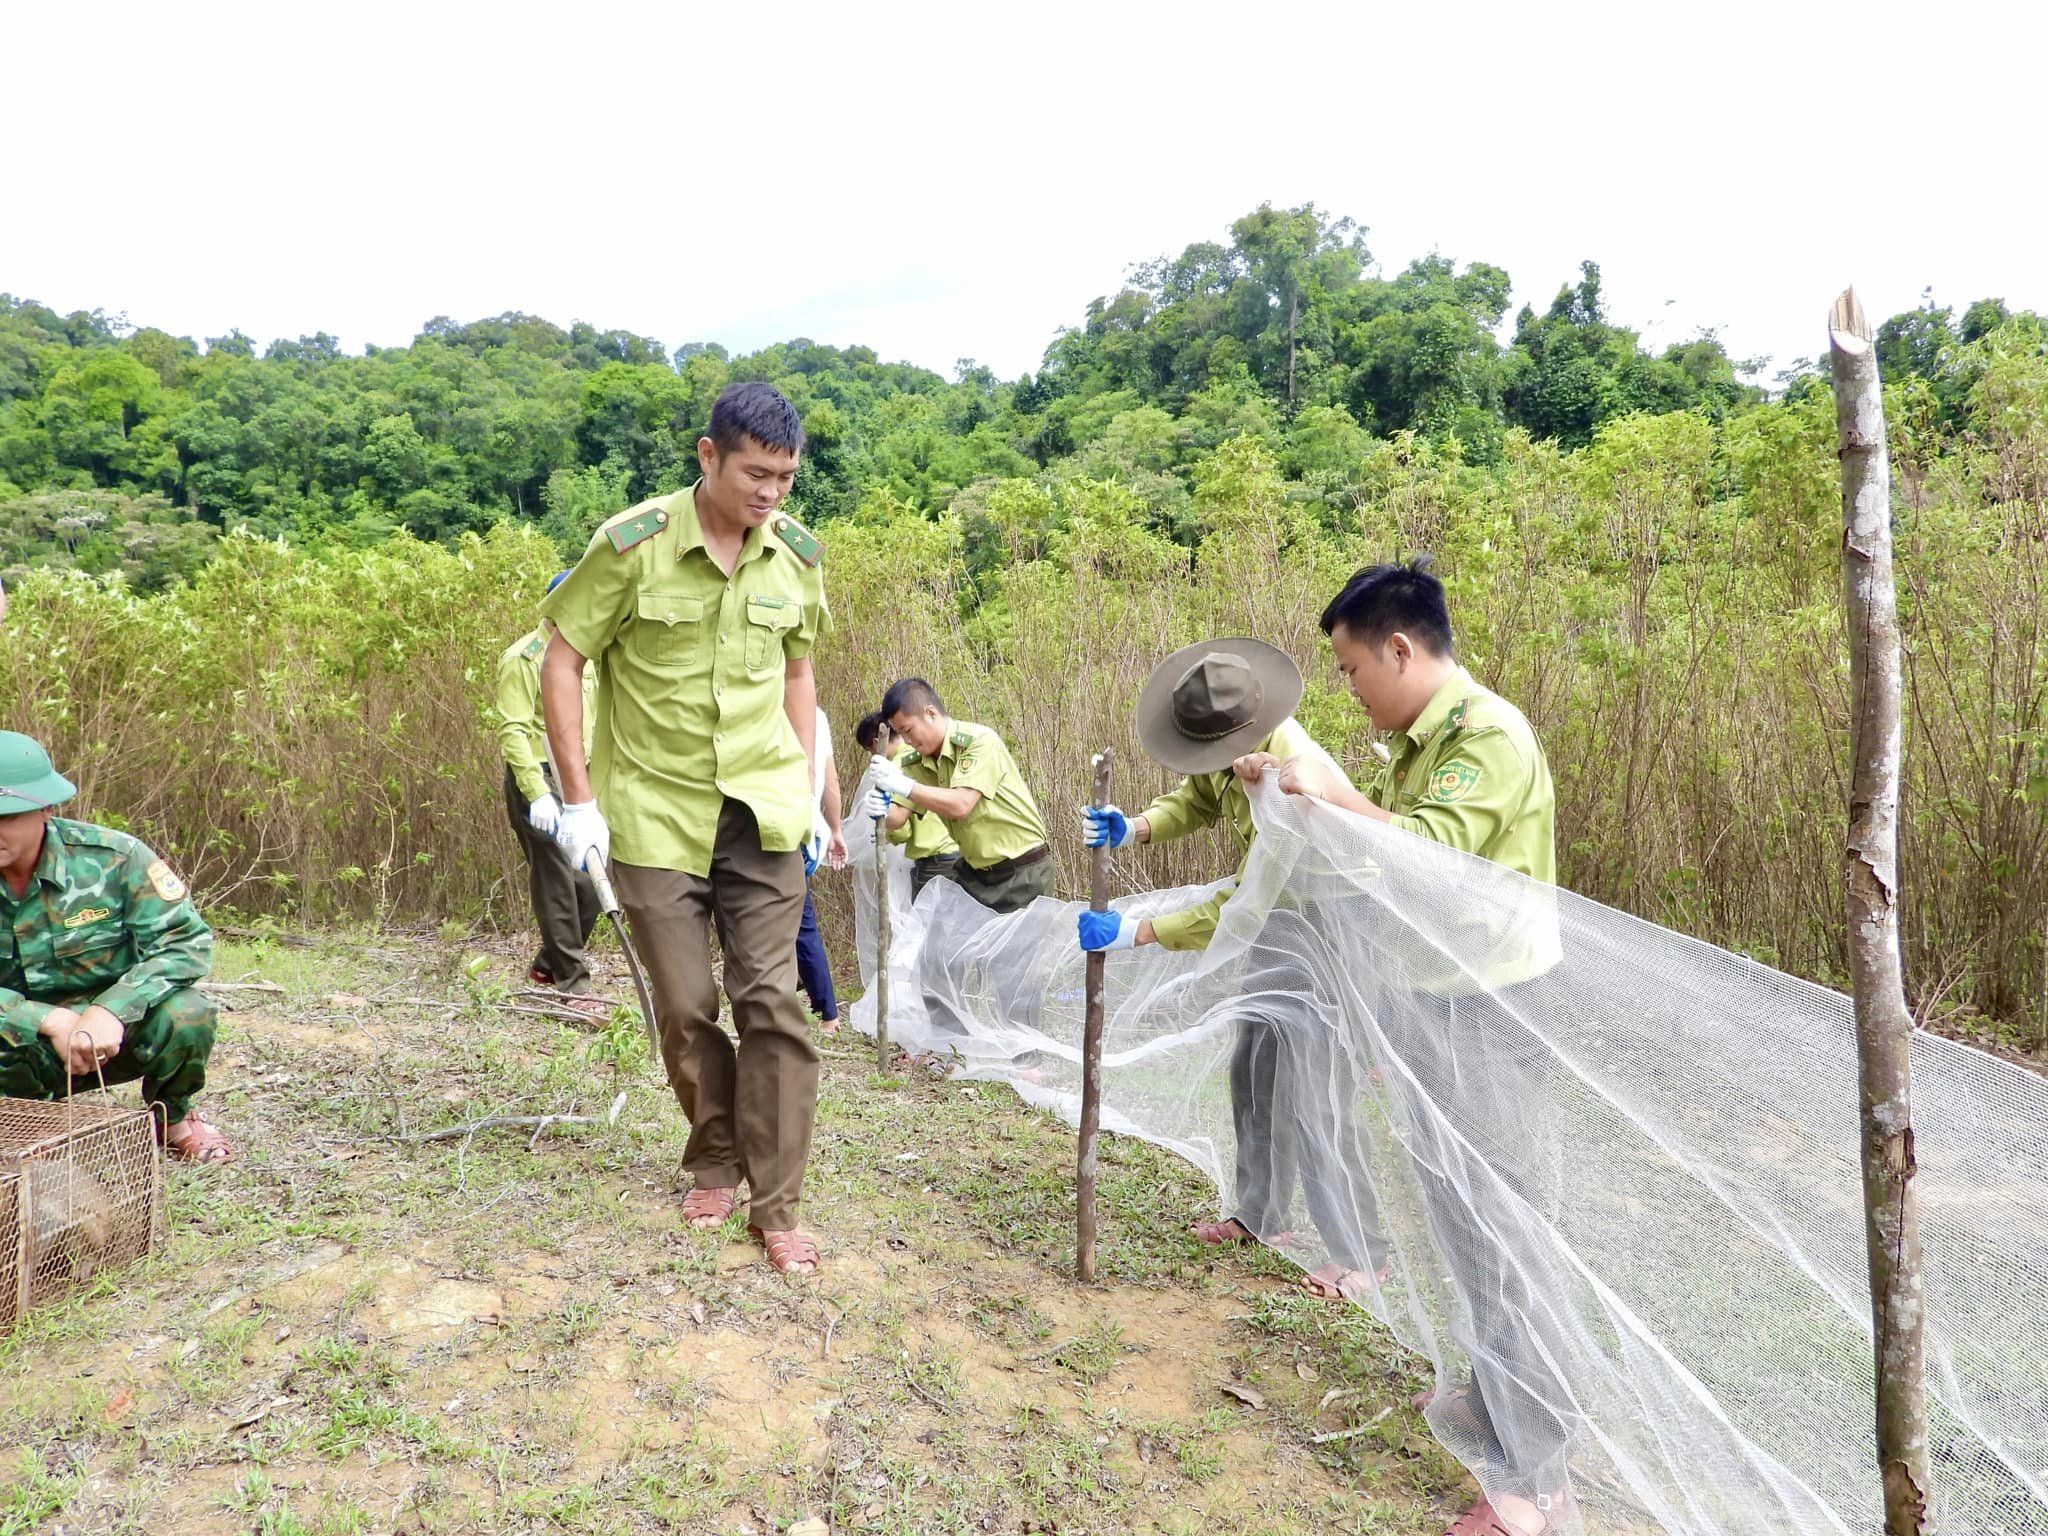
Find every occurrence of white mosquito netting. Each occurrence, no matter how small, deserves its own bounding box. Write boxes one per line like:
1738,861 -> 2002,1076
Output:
848,772 -> 2048,1536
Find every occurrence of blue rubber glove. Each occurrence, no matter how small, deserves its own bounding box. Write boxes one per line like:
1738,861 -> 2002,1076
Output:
802,842 -> 820,878
1079,804 -> 1135,849
1077,909 -> 1137,952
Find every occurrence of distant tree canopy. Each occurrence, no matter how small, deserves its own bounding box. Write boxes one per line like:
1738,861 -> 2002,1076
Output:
2,202 -> 2040,590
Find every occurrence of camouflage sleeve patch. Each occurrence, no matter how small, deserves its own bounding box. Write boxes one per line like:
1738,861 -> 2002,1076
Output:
145,859 -> 189,902
1426,759 -> 1483,804
769,513 -> 822,568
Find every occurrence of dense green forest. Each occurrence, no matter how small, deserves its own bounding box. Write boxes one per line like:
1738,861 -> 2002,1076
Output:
10,201 -> 2032,591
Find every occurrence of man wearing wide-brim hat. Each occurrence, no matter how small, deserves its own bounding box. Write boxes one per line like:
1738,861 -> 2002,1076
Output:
0,731 -> 232,1162
1073,639 -> 1383,1300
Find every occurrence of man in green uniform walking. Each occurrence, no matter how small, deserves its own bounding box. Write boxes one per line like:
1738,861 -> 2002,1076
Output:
0,731 -> 232,1163
867,679 -> 1051,914
493,572 -> 602,1015
1074,640 -> 1385,1302
539,383 -> 829,1277
1249,558 -> 1568,1536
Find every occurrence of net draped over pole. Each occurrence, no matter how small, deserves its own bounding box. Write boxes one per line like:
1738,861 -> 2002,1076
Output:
848,781 -> 2048,1536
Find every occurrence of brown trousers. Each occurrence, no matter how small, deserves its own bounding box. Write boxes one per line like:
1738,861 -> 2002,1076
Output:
503,765 -> 601,991
612,800 -> 818,1229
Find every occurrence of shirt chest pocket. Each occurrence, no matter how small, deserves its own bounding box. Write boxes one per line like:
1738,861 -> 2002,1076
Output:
631,591 -> 705,670
743,596 -> 800,674
50,918 -> 127,976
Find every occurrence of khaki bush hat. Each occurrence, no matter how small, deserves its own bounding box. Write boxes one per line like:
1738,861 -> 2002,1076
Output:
1135,639 -> 1304,775
0,731 -> 77,812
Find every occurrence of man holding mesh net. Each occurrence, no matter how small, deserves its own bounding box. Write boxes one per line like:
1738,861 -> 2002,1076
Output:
1073,639 -> 1389,1303
1243,558 -> 1570,1536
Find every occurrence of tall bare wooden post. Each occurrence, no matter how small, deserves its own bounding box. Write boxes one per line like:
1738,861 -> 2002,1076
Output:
873,727 -> 893,1073
1831,286 -> 1932,1535
1076,749 -> 1114,1282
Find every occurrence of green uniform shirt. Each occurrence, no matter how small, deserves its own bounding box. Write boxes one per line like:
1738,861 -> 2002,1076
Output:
493,624 -> 597,804
0,818 -> 212,1034
540,485 -> 830,876
885,747 -> 959,860
1366,666 -> 1555,884
902,721 -> 1047,871
1140,717 -> 1337,953
1366,666 -> 1559,992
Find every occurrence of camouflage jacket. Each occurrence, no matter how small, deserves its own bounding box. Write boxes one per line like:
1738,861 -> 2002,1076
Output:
0,818 -> 212,1033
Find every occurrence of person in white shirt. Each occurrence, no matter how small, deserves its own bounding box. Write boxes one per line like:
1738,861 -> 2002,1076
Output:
796,704 -> 848,1028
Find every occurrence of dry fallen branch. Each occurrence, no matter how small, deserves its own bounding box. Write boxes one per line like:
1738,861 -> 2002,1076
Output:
1311,1407 -> 1393,1445
214,924 -> 321,949
515,988 -> 625,1008
395,1113 -> 594,1145
493,1003 -> 610,1022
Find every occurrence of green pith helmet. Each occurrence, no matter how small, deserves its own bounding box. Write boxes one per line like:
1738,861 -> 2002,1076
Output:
0,731 -> 77,813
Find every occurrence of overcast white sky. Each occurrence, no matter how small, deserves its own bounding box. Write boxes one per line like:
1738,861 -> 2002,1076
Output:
10,1 -> 2043,386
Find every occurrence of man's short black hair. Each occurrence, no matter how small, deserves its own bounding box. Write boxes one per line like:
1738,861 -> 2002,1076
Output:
853,710 -> 885,754
707,381 -> 805,456
882,677 -> 944,720
1320,556 -> 1454,655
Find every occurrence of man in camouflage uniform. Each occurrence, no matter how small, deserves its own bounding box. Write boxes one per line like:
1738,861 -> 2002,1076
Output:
493,572 -> 602,1014
0,731 -> 231,1163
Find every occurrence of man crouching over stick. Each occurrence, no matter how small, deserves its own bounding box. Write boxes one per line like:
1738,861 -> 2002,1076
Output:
540,383 -> 831,1278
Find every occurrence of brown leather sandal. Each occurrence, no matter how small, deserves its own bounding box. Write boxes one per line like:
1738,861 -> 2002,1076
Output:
681,1185 -> 739,1230
163,1110 -> 234,1164
749,1225 -> 820,1276
1412,1382 -> 1487,1438
1443,1489 -> 1573,1536
1192,1216 -> 1300,1247
1301,1258 -> 1394,1303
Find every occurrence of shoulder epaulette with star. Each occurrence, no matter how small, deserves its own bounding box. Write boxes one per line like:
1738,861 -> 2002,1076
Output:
601,502 -> 671,555
521,633 -> 545,660
769,512 -> 822,568
949,730 -> 974,750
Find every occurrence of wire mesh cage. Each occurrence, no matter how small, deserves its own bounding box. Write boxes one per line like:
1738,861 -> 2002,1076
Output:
0,1096 -> 165,1332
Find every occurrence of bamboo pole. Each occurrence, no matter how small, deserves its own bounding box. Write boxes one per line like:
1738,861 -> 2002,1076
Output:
874,727 -> 893,1073
1077,748 -> 1114,1281
1831,286 -> 1932,1536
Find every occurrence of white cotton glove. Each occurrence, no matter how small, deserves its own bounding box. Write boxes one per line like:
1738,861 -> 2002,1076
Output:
555,800 -> 610,873
527,793 -> 562,837
870,754 -> 914,799
865,786 -> 895,822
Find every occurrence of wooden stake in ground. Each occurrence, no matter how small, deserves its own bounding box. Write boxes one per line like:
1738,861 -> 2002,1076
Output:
1077,748 -> 1114,1282
1831,285 -> 1933,1536
874,726 -> 894,1072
